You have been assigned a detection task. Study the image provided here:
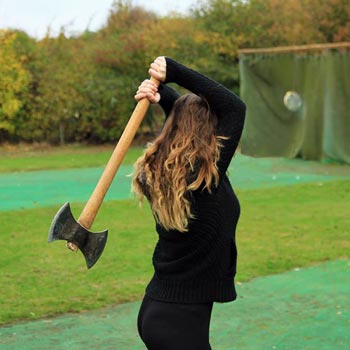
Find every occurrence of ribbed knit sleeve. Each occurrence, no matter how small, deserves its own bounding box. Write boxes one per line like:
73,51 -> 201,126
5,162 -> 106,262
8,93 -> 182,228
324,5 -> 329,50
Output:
164,57 -> 246,175
158,83 -> 180,118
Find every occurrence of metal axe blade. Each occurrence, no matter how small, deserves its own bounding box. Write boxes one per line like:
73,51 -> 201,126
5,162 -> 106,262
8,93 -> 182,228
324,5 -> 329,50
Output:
48,202 -> 108,269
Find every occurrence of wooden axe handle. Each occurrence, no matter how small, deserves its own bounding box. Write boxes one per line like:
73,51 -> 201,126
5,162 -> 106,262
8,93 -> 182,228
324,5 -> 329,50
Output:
78,77 -> 160,229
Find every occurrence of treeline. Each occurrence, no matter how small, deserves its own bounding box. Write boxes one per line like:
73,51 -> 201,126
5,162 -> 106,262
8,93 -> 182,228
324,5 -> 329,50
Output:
1,0 -> 349,144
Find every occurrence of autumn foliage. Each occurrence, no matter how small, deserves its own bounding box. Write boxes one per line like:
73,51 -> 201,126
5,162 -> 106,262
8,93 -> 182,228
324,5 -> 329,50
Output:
1,0 -> 349,144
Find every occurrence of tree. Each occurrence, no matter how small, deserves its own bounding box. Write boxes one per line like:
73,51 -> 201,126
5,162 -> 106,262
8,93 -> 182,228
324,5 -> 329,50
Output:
10,30 -> 42,142
34,32 -> 86,144
0,30 -> 29,141
303,0 -> 350,42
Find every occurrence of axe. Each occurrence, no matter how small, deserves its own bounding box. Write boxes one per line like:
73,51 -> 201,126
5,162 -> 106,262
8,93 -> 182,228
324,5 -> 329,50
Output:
48,77 -> 160,269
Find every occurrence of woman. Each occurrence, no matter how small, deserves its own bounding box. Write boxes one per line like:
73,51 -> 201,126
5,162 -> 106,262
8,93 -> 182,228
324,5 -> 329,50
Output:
132,57 -> 246,350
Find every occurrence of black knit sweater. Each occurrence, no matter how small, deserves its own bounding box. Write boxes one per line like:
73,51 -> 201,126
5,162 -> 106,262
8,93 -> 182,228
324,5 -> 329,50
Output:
145,58 -> 246,303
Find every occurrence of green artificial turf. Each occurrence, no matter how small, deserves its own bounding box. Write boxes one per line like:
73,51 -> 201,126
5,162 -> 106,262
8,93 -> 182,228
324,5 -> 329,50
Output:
1,180 -> 349,325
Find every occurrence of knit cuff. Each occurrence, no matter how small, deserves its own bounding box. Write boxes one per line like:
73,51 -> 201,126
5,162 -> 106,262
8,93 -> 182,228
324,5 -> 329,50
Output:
164,57 -> 181,84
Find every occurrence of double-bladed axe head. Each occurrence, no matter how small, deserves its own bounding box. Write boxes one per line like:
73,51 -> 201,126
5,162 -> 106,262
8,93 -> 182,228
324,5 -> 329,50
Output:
48,202 -> 108,269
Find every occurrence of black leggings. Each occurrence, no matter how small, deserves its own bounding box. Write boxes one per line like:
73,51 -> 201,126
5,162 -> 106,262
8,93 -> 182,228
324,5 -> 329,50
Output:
137,295 -> 213,350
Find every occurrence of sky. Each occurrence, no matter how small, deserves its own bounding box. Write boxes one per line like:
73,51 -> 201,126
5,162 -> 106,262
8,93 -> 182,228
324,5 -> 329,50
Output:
0,0 -> 198,39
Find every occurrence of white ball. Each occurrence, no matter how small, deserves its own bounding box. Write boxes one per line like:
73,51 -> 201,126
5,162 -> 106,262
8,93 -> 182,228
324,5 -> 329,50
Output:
283,91 -> 303,112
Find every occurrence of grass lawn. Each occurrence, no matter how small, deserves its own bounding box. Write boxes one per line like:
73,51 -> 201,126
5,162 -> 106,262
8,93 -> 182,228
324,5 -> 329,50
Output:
1,179 -> 349,325
0,144 -> 144,173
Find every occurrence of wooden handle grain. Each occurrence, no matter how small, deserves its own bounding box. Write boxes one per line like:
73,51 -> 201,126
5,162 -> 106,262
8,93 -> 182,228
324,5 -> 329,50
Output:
78,77 -> 160,229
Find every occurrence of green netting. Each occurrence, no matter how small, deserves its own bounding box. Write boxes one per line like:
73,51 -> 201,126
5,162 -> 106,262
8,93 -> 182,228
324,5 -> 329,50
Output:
239,50 -> 350,164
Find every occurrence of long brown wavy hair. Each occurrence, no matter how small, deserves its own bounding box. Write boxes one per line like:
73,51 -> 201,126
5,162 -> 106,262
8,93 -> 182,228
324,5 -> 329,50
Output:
132,93 -> 224,232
